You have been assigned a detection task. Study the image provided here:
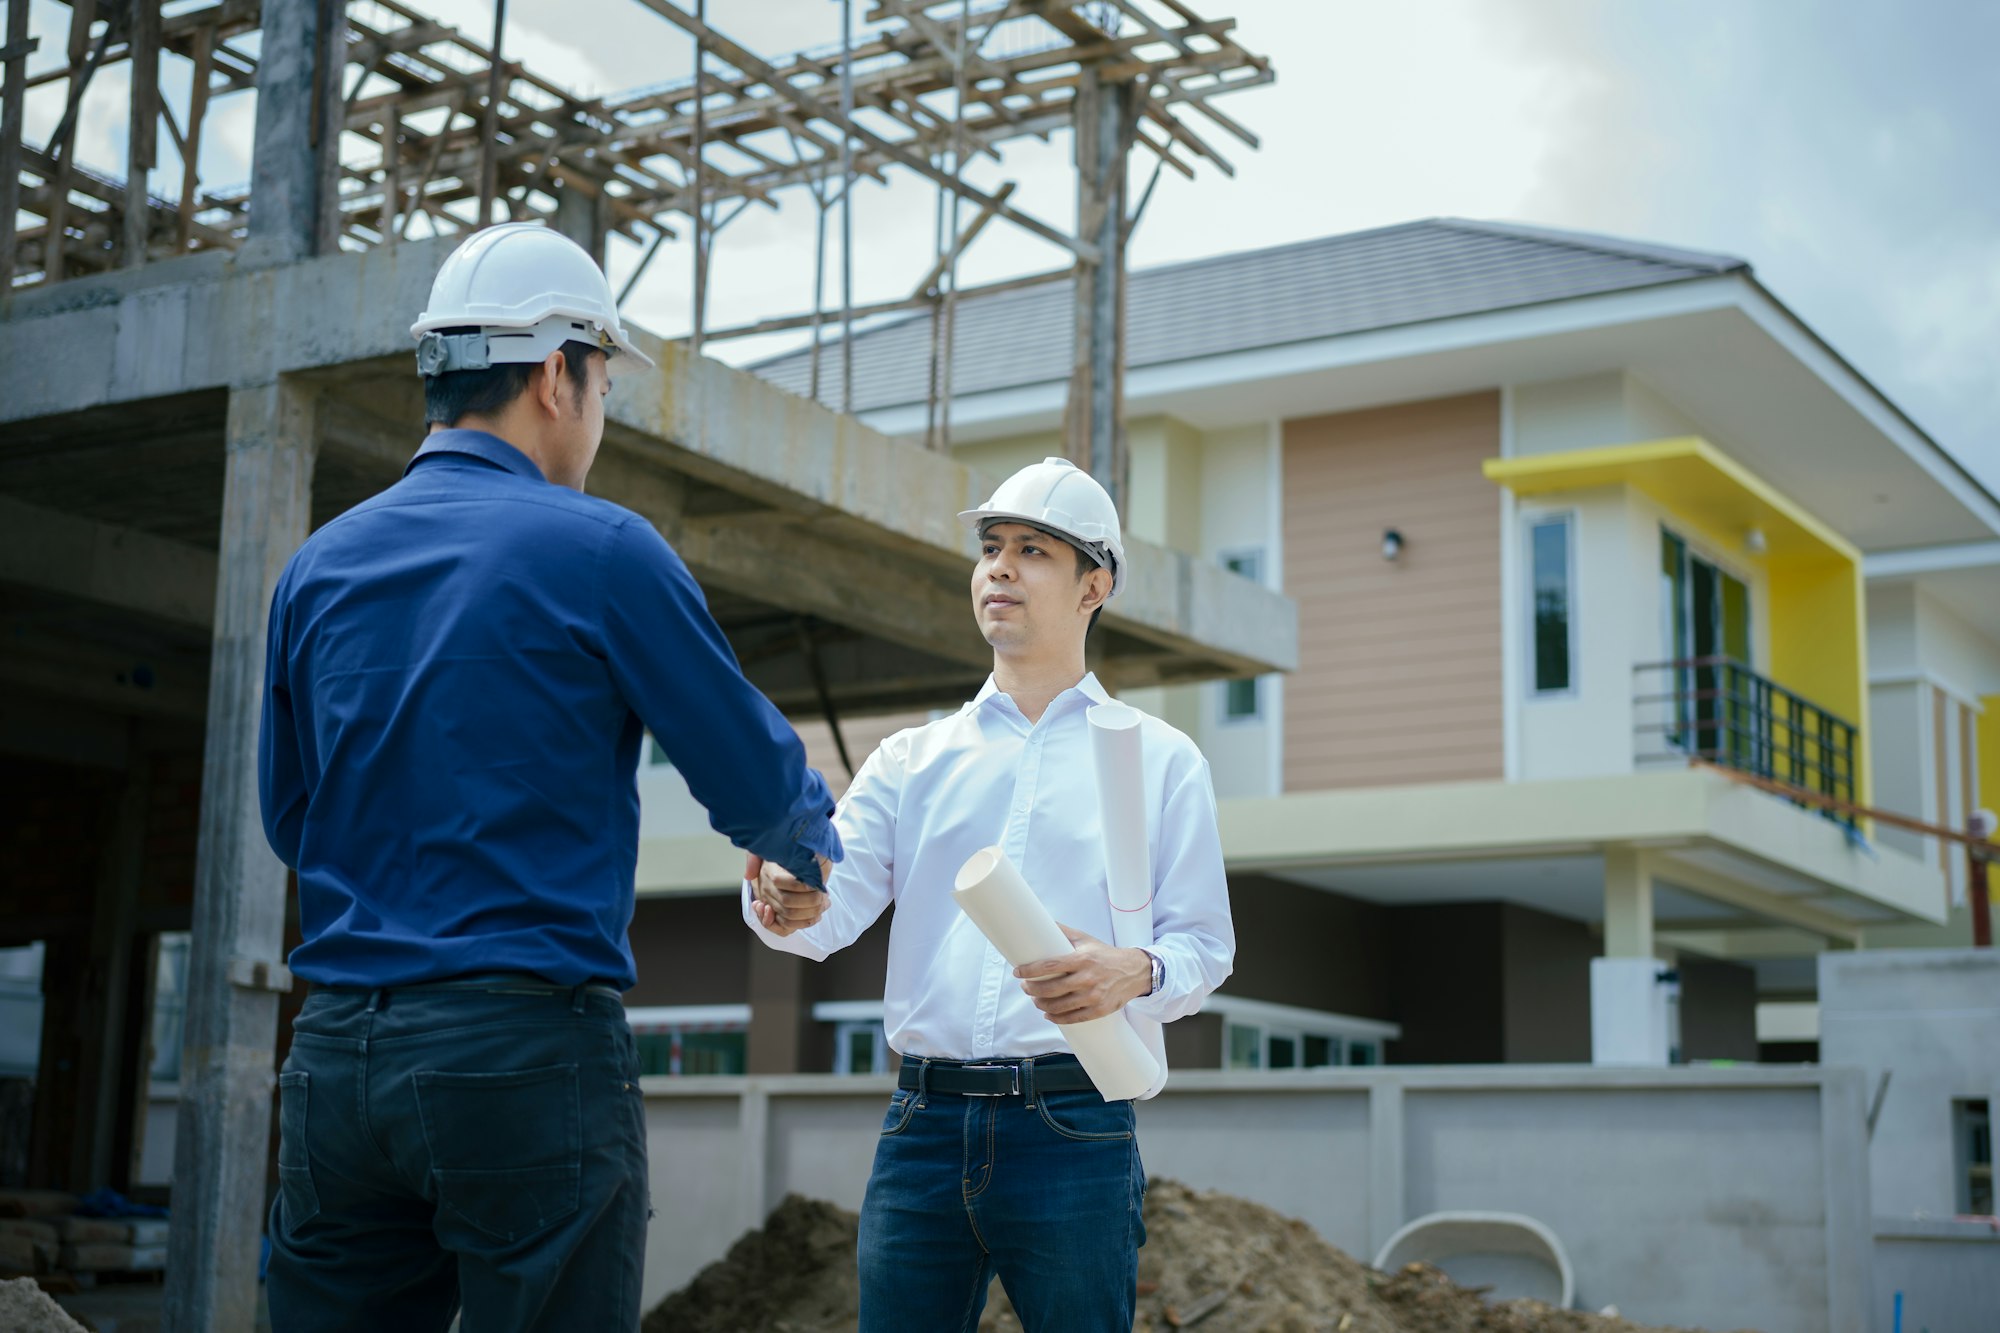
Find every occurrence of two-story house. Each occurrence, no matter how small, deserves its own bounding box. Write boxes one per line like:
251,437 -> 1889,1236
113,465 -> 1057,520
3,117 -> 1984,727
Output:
622,219 -> 2000,1077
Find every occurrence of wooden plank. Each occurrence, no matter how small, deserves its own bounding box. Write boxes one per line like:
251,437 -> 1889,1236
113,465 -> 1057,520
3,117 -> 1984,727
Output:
630,0 -> 1098,263
0,0 -> 29,285
125,0 -> 162,266
177,24 -> 214,251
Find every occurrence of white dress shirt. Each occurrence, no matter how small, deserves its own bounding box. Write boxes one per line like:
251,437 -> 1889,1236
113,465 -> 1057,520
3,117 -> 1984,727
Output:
744,672 -> 1235,1096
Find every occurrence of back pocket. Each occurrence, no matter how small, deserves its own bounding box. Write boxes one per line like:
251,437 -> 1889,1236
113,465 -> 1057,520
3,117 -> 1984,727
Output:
276,1070 -> 321,1230
414,1063 -> 581,1243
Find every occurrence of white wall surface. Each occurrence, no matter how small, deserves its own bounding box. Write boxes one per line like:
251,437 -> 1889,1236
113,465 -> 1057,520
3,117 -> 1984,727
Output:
1189,421 -> 1282,799
1510,372 -> 1706,458
636,1066 -> 1876,1333
1820,949 -> 2000,1220
1515,486 -> 1636,781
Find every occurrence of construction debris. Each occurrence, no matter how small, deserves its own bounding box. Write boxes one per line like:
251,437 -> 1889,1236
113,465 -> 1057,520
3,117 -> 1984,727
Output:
646,1181 -> 1749,1333
0,1277 -> 89,1333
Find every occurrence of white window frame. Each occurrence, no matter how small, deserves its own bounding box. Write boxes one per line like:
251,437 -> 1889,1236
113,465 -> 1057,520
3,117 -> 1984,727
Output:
1211,995 -> 1400,1071
832,1020 -> 890,1075
623,1004 -> 750,1077
815,1000 -> 893,1075
1215,547 -> 1268,725
1524,511 -> 1579,700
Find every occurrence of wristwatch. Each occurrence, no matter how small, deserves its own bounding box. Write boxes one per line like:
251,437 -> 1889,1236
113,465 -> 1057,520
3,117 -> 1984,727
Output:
1141,949 -> 1165,997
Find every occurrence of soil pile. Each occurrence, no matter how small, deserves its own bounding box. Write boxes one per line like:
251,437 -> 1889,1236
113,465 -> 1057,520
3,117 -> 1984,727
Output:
0,1278 -> 89,1333
641,1196 -> 859,1333
645,1181 -> 1748,1333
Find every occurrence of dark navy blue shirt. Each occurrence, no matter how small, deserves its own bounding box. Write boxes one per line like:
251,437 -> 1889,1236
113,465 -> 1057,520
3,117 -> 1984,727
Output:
259,430 -> 840,989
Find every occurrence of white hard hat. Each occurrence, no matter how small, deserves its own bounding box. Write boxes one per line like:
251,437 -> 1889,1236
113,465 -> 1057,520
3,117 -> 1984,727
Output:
410,222 -> 655,376
958,456 -> 1126,597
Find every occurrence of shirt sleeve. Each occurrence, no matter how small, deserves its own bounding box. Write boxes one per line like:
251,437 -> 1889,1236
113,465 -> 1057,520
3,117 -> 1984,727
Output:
1125,754 -> 1235,1024
743,733 -> 902,961
258,575 -> 307,870
601,516 -> 841,887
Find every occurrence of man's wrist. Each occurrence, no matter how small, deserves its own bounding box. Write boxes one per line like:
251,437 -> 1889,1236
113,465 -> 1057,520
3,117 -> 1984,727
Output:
1135,948 -> 1164,998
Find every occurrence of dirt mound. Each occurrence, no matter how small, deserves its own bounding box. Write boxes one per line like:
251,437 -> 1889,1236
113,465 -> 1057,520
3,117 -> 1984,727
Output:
646,1181 -> 1744,1333
641,1195 -> 859,1333
0,1278 -> 89,1333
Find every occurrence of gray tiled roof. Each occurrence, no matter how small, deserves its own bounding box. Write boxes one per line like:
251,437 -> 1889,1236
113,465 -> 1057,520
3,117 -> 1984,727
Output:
750,218 -> 1748,413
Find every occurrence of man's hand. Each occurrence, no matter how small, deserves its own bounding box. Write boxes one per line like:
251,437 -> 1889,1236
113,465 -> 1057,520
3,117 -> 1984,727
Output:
746,854 -> 832,937
1013,924 -> 1151,1025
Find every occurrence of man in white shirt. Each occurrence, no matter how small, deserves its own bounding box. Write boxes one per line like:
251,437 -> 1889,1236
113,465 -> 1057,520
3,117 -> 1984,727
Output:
745,456 -> 1235,1332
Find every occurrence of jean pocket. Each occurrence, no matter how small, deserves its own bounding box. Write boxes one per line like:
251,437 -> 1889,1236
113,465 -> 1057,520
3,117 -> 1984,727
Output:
275,1070 -> 321,1230
880,1090 -> 918,1137
1033,1088 -> 1135,1142
415,1063 -> 581,1243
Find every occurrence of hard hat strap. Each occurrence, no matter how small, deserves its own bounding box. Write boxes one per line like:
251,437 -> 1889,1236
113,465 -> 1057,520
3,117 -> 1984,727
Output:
415,317 -> 613,378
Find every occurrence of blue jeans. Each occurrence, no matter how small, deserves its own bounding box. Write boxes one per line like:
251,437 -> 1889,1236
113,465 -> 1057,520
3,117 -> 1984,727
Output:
857,1055 -> 1147,1333
265,981 -> 649,1333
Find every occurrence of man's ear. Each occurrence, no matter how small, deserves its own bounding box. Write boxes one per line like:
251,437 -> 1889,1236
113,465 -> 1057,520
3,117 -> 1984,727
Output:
534,349 -> 567,420
1079,565 -> 1112,616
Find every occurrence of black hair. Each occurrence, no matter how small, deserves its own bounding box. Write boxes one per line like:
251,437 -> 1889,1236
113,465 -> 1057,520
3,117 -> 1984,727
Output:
422,330 -> 602,426
1072,544 -> 1106,634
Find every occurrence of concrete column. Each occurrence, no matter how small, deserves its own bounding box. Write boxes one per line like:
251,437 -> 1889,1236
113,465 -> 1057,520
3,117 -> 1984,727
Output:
746,941 -> 808,1075
1602,845 -> 1655,957
1594,846 -> 1674,1065
1063,66 -> 1134,512
163,380 -> 318,1333
242,0 -> 346,265
79,748 -> 151,1190
554,181 -> 608,269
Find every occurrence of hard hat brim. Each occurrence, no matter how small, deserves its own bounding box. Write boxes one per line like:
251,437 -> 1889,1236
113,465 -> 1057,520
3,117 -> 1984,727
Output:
960,507 -> 1125,597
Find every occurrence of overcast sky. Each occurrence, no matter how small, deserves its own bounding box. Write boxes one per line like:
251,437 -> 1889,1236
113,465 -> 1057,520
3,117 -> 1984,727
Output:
21,0 -> 1998,495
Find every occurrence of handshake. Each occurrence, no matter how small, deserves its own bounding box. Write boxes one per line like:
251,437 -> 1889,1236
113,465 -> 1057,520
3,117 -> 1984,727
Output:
746,854 -> 835,936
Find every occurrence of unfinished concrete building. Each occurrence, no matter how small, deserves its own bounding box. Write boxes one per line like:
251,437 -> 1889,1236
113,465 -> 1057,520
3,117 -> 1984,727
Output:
0,0 -> 1289,1326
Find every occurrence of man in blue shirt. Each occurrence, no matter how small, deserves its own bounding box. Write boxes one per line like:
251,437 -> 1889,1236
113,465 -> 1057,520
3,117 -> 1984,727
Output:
259,223 -> 840,1333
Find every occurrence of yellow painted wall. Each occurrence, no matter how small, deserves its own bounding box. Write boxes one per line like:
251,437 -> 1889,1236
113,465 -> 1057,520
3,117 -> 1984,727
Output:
1766,553 -> 1872,803
1981,695 -> 2000,821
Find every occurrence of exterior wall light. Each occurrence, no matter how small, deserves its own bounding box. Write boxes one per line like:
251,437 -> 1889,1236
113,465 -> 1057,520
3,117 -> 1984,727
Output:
1744,527 -> 1768,555
1382,528 -> 1404,562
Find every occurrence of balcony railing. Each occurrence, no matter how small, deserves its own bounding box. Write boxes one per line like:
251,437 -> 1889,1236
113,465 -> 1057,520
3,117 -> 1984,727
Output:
1633,656 -> 1858,828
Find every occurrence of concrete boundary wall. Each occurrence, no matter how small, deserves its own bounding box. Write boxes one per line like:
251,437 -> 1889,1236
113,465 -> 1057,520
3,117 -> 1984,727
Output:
640,1065 -> 1873,1333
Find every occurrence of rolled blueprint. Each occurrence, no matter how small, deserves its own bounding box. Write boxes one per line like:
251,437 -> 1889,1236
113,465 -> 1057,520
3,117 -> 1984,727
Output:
1088,702 -> 1153,941
953,847 -> 1160,1102
1088,701 -> 1170,1087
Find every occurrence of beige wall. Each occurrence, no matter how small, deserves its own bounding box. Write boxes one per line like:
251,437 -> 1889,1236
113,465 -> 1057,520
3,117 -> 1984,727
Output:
1281,392 -> 1504,791
795,709 -> 931,799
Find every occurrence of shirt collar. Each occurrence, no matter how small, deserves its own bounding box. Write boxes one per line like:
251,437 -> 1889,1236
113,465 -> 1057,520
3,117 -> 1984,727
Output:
972,671 -> 1112,718
405,429 -> 547,482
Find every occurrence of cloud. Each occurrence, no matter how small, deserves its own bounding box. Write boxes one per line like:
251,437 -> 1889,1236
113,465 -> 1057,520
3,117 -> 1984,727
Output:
1482,0 -> 2000,490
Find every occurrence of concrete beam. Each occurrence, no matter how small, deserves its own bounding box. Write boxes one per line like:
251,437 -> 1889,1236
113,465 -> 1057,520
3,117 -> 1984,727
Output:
0,494 -> 218,630
0,238 -> 1296,680
1651,851 -> 1865,946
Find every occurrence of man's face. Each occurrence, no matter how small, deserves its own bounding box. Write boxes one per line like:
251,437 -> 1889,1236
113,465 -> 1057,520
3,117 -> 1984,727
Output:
971,522 -> 1104,653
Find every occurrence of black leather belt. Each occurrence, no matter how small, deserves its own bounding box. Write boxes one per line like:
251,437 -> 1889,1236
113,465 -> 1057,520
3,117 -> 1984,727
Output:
898,1055 -> 1096,1098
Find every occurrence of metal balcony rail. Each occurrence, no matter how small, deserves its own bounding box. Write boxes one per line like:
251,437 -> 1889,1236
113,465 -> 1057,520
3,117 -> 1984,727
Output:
1633,656 -> 1858,829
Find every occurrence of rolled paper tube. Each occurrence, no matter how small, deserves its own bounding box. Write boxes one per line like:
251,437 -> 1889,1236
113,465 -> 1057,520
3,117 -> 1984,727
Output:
1087,701 -> 1170,1087
1088,701 -> 1153,948
952,846 -> 1161,1102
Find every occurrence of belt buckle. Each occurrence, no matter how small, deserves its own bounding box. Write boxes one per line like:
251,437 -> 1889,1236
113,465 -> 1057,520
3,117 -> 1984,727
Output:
960,1063 -> 1020,1097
